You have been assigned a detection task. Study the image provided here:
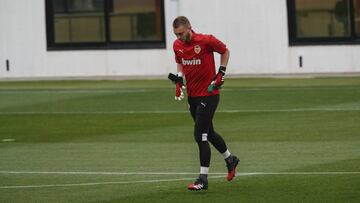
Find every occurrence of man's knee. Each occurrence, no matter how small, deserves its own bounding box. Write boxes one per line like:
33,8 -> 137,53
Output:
194,130 -> 209,143
194,117 -> 211,143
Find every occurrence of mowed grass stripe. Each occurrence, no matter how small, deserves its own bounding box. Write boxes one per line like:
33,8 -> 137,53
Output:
0,176 -> 224,189
1,172 -> 359,189
1,171 -> 360,176
0,85 -> 359,93
0,107 -> 360,115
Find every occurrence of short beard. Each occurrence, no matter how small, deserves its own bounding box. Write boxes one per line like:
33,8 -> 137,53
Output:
184,32 -> 191,42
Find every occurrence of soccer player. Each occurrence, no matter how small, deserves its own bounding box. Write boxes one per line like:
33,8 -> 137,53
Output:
170,16 -> 240,191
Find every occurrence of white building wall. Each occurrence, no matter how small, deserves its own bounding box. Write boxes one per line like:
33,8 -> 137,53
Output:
288,46 -> 360,73
178,0 -> 360,75
0,0 -> 178,78
0,0 -> 5,76
0,0 -> 359,79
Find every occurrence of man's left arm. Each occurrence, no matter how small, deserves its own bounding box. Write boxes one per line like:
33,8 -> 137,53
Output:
208,48 -> 230,92
220,48 -> 230,68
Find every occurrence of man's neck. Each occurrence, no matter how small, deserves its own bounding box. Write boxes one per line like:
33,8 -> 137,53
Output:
189,31 -> 193,41
185,30 -> 194,43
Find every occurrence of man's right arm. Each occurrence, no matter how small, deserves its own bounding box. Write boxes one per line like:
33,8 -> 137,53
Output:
174,64 -> 185,101
168,63 -> 185,100
171,44 -> 185,100
177,63 -> 184,75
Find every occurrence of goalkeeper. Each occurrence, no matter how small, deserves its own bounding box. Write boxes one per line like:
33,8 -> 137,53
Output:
169,16 -> 240,191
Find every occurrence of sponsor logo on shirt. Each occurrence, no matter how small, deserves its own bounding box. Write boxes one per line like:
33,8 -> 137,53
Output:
182,58 -> 202,66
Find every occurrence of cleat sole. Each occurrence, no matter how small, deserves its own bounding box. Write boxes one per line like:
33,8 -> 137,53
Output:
187,184 -> 208,191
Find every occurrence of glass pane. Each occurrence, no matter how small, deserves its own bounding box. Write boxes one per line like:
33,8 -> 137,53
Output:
67,0 -> 104,12
355,0 -> 360,36
53,0 -> 66,13
110,0 -> 163,41
296,0 -> 351,37
53,0 -> 105,43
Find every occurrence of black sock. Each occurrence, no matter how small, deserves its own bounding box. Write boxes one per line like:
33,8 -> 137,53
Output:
197,141 -> 211,167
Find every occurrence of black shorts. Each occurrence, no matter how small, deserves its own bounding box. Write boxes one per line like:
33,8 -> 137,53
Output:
188,95 -> 220,142
188,95 -> 219,121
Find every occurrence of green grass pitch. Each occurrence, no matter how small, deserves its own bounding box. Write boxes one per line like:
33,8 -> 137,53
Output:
0,77 -> 359,203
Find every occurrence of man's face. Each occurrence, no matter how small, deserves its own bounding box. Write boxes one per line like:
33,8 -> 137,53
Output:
174,25 -> 192,43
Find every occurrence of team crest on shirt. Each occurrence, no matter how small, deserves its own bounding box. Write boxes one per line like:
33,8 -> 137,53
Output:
194,45 -> 201,54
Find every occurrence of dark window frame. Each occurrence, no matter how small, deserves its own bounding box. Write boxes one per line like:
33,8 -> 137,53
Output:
45,0 -> 166,50
287,0 -> 360,46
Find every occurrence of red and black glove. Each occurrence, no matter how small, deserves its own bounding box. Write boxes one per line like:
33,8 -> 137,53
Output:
168,73 -> 185,101
175,82 -> 184,101
208,66 -> 226,93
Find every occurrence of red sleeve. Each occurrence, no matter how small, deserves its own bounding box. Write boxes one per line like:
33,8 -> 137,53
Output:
173,42 -> 181,64
207,35 -> 227,54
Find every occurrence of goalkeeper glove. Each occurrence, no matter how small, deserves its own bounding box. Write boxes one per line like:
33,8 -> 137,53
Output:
168,72 -> 185,101
175,82 -> 184,101
208,66 -> 226,93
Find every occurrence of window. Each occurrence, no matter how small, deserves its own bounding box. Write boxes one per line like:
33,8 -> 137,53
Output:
46,0 -> 165,50
52,0 -> 105,43
287,0 -> 360,45
110,0 -> 164,42
355,0 -> 360,36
